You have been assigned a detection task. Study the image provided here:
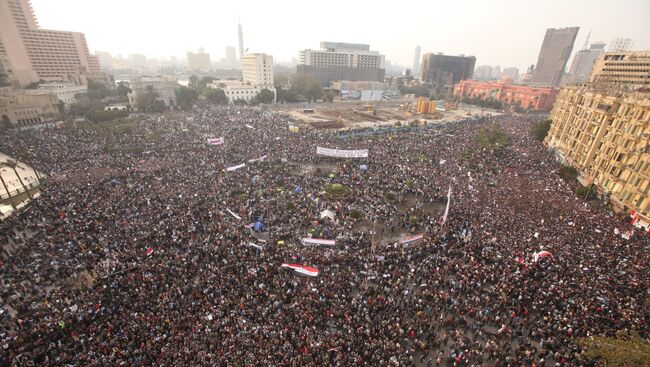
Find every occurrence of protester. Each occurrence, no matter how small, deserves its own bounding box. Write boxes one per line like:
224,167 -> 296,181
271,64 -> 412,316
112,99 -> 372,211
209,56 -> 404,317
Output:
0,104 -> 647,366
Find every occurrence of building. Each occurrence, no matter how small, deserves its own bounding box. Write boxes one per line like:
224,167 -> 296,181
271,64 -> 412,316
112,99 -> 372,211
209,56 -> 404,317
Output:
187,48 -> 211,72
473,65 -> 494,81
546,84 -> 649,225
220,46 -> 238,69
419,53 -> 476,91
412,46 -> 421,77
207,82 -> 269,104
94,51 -> 113,71
242,53 -> 273,87
530,27 -> 580,86
566,42 -> 606,84
0,90 -> 59,126
297,42 -> 385,86
454,78 -> 559,111
502,67 -> 520,82
589,51 -> 650,87
238,21 -> 244,61
330,80 -> 398,101
128,76 -> 178,109
0,0 -> 100,87
0,44 -> 17,87
25,82 -> 87,109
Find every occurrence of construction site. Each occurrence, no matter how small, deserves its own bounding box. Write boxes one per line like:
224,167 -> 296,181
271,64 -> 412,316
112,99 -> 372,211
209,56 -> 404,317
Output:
271,97 -> 495,130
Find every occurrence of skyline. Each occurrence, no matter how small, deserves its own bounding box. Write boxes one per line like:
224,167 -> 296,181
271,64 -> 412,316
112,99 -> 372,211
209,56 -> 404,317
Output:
29,0 -> 650,72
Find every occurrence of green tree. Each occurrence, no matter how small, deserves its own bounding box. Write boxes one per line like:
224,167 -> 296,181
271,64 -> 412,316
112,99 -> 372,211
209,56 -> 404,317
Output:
578,331 -> 650,367
116,81 -> 131,102
188,75 -> 199,90
136,85 -> 159,111
254,88 -> 275,104
532,119 -> 552,141
86,79 -> 110,100
205,88 -> 228,105
291,73 -> 322,102
176,86 -> 199,110
233,98 -> 248,105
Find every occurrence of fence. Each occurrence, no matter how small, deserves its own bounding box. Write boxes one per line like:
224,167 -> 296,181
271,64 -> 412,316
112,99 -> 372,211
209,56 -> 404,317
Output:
0,180 -> 41,200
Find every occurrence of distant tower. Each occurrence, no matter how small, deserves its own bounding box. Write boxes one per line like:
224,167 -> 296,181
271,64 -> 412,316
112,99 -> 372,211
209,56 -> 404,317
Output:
238,19 -> 245,60
412,46 -> 421,77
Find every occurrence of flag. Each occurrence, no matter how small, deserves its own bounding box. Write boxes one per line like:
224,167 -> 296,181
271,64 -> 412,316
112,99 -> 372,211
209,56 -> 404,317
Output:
281,263 -> 319,276
399,234 -> 424,245
441,185 -> 452,225
146,247 -> 154,256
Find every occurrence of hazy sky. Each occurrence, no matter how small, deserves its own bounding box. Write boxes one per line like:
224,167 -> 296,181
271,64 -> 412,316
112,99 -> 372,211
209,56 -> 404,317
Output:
31,0 -> 649,71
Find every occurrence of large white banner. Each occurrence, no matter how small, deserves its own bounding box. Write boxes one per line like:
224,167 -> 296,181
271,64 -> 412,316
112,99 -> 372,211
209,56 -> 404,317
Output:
248,155 -> 268,163
441,185 -> 452,225
317,147 -> 368,158
208,137 -> 224,145
301,237 -> 336,246
226,163 -> 246,172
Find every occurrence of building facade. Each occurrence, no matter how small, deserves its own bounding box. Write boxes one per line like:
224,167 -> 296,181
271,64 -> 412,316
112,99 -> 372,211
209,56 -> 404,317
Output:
502,67 -> 520,82
530,27 -> 580,86
128,77 -> 178,109
242,53 -> 273,87
298,42 -> 385,86
566,42 -> 606,84
0,0 -> 100,87
589,51 -> 650,87
454,79 -> 559,111
412,46 -> 421,78
1,90 -> 59,126
187,48 -> 211,72
546,84 -> 650,225
419,53 -> 476,91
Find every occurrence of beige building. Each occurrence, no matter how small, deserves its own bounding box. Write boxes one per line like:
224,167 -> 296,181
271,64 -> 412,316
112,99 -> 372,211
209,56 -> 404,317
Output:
1,89 -> 60,126
25,82 -> 87,109
187,48 -> 211,72
128,76 -> 178,109
0,0 -> 100,87
589,51 -> 650,86
242,53 -> 273,87
546,84 -> 650,225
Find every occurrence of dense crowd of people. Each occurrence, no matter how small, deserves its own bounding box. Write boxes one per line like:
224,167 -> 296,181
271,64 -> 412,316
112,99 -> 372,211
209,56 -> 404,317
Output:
0,104 -> 648,366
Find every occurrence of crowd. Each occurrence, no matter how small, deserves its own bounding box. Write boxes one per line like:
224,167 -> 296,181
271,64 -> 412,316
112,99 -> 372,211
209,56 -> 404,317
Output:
0,104 -> 648,366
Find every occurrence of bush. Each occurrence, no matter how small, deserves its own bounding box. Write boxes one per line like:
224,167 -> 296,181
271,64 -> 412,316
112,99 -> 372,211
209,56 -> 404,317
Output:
476,125 -> 510,150
558,165 -> 579,181
576,184 -> 597,200
532,119 -> 552,141
84,109 -> 129,123
408,215 -> 418,225
349,209 -> 362,220
324,183 -> 351,198
385,192 -> 396,201
578,330 -> 650,366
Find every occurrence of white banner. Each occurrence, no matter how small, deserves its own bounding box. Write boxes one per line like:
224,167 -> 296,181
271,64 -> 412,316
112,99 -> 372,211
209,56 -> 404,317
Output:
226,163 -> 246,172
226,208 -> 241,220
317,147 -> 368,158
245,242 -> 263,250
399,234 -> 424,245
301,237 -> 336,246
208,137 -> 224,145
248,155 -> 268,163
441,185 -> 452,225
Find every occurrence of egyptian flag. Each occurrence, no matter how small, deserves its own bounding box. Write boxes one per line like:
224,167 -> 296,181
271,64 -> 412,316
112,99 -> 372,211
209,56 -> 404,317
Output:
281,263 -> 319,277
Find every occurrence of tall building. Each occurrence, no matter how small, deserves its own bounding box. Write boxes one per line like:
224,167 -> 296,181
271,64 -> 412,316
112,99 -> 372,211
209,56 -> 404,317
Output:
419,53 -> 476,90
608,37 -> 634,52
187,48 -> 211,72
589,51 -> 650,87
530,27 -> 579,86
297,42 -> 385,86
222,46 -> 238,69
566,42 -> 606,83
238,21 -> 244,61
412,46 -> 421,77
546,85 -> 649,225
242,53 -> 273,87
95,51 -> 113,71
0,0 -> 100,87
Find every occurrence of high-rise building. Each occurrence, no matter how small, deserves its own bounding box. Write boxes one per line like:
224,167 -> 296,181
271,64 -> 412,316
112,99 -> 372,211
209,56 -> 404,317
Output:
297,42 -> 385,86
589,51 -> 650,87
95,51 -> 114,71
0,0 -> 100,87
242,53 -> 273,87
223,46 -> 238,69
419,53 -> 476,90
608,38 -> 634,52
412,46 -> 421,77
530,27 -> 579,86
473,65 -> 493,81
238,21 -> 245,61
566,42 -> 606,83
187,48 -> 211,72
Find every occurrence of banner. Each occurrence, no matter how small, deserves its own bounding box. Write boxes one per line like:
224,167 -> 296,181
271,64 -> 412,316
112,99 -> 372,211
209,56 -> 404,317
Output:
226,163 -> 246,172
317,147 -> 368,158
248,155 -> 268,163
208,137 -> 224,145
245,124 -> 254,129
441,185 -> 452,225
226,208 -> 241,220
281,263 -> 319,277
245,242 -> 263,250
301,237 -> 336,246
399,234 -> 424,245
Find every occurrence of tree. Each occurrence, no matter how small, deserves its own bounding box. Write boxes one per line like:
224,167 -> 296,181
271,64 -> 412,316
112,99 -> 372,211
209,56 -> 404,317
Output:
1,115 -> 11,130
86,79 -> 110,101
532,119 -> 552,141
197,76 -> 215,93
2,160 -> 32,199
136,85 -> 159,111
291,73 -> 322,102
116,81 -> 131,102
233,98 -> 248,105
399,85 -> 431,98
254,89 -> 275,104
205,88 -> 228,105
175,86 -> 199,110
578,331 -> 650,367
188,75 -> 199,90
